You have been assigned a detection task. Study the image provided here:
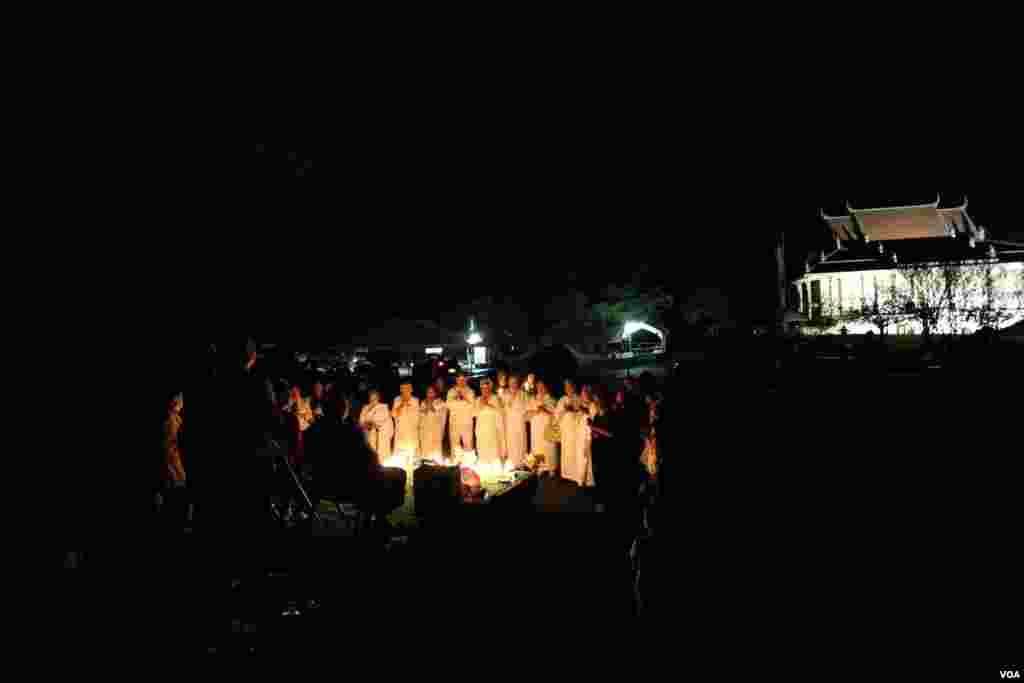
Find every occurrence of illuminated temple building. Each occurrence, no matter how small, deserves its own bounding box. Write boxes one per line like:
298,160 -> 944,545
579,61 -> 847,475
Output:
793,197 -> 1024,335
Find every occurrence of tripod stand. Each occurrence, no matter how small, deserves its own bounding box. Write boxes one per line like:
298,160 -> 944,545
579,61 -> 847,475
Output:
267,440 -> 321,527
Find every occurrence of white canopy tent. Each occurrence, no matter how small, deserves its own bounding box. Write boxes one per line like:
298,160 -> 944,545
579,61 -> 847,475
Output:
609,321 -> 668,357
611,321 -> 667,345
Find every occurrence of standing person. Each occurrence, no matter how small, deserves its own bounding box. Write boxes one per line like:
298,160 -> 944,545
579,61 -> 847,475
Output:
587,384 -> 647,611
595,385 -> 646,494
159,392 -> 188,530
521,372 -> 536,453
624,376 -> 645,406
304,380 -> 330,469
496,369 -> 509,399
446,372 -> 476,461
391,381 -> 421,466
587,385 -> 613,510
567,385 -> 597,488
359,389 -> 394,464
501,374 -> 529,471
432,375 -> 450,460
641,391 -> 662,480
418,385 -> 448,462
309,381 -> 328,421
185,338 -> 278,636
526,379 -> 558,475
161,392 -> 186,484
612,388 -> 627,413
554,379 -> 582,482
473,378 -> 506,472
282,385 -> 314,469
433,375 -> 448,401
522,372 -> 537,399
283,385 -> 314,429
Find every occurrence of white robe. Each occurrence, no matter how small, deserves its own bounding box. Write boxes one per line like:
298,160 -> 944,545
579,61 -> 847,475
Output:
556,395 -> 582,479
359,402 -> 393,462
567,402 -> 596,486
473,395 -> 505,465
446,386 -> 476,455
501,390 -> 529,468
391,396 -> 421,457
418,399 -> 448,461
526,394 -> 557,468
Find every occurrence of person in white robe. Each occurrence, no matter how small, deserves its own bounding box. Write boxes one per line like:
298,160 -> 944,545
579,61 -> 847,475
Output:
496,369 -> 509,400
522,372 -> 537,399
359,389 -> 394,464
445,372 -> 476,461
418,385 -> 448,462
526,379 -> 557,474
473,378 -> 506,469
501,374 -> 529,471
391,381 -> 421,465
564,385 -> 596,487
555,379 -> 582,482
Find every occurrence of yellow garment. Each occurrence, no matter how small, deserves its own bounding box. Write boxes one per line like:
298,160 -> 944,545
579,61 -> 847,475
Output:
162,414 -> 186,483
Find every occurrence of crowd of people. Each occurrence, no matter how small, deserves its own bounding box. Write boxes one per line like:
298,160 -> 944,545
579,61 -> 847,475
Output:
156,360 -> 664,512
147,338 -> 667,618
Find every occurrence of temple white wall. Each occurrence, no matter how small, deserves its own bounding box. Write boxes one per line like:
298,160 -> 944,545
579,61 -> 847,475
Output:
794,261 -> 1024,335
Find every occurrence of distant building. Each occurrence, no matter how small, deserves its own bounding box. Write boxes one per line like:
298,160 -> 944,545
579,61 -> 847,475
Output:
336,320 -> 469,359
794,198 -> 1024,335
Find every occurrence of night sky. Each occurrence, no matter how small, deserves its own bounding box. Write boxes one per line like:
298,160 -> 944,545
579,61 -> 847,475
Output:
156,144 -> 1015,351
247,143 -> 781,346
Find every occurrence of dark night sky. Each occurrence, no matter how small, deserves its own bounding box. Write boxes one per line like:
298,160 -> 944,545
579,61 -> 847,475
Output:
245,143 -> 782,345
236,144 -> 1018,348
147,134 -> 1014,352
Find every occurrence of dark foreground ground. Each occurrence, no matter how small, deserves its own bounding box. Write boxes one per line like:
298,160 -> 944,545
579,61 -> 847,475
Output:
64,356 -> 1022,658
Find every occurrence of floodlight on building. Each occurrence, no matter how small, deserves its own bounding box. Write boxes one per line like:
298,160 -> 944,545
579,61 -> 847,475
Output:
467,332 -> 483,345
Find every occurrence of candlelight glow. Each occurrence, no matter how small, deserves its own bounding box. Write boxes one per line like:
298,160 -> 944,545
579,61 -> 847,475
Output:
382,455 -> 407,469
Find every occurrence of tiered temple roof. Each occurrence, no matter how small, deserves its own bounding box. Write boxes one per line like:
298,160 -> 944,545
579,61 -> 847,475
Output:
807,197 -> 1024,275
821,196 -> 979,243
